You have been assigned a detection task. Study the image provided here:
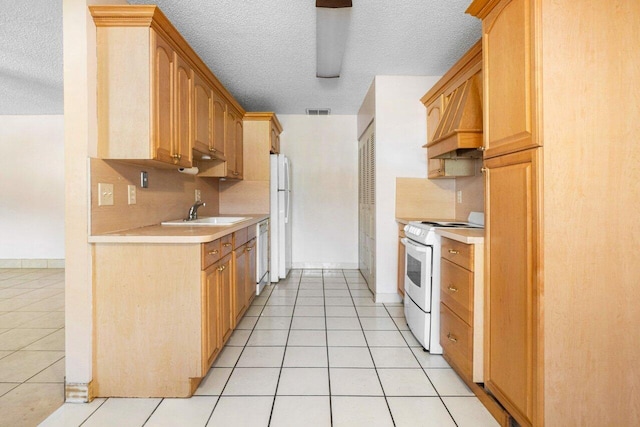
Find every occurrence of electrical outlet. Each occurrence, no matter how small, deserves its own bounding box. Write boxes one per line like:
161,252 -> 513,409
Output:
457,190 -> 463,204
98,183 -> 114,206
128,185 -> 137,205
195,189 -> 201,202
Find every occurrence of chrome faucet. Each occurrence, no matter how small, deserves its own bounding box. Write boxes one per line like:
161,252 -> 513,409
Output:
187,201 -> 206,221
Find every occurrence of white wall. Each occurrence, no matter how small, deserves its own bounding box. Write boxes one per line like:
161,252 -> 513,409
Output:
278,115 -> 358,269
0,115 -> 65,263
374,76 -> 441,299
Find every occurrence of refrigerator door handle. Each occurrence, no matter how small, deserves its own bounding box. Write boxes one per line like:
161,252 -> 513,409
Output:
284,190 -> 290,224
283,157 -> 290,191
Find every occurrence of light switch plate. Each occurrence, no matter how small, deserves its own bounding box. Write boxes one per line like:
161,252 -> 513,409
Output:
457,190 -> 463,204
128,185 -> 137,205
195,189 -> 201,202
98,183 -> 114,206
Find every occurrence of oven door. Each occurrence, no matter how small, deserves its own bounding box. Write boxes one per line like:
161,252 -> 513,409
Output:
401,237 -> 432,312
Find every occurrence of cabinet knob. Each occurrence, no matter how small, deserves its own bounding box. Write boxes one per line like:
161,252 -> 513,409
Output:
223,243 -> 232,248
232,171 -> 239,176
208,250 -> 219,255
447,285 -> 458,293
209,148 -> 217,152
217,265 -> 226,272
447,333 -> 458,343
448,249 -> 459,254
246,247 -> 253,252
478,146 -> 486,151
481,167 -> 488,173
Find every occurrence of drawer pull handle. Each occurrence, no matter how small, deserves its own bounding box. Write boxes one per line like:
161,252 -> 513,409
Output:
217,265 -> 226,272
223,243 -> 232,248
447,285 -> 458,293
208,250 -> 219,255
448,249 -> 459,254
447,333 -> 457,343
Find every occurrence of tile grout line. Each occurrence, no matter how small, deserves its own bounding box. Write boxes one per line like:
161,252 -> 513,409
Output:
346,269 -> 397,427
266,270 -> 301,427
323,269 -> 333,427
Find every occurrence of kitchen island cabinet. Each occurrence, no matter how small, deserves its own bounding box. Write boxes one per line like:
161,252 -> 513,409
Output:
90,216 -> 266,398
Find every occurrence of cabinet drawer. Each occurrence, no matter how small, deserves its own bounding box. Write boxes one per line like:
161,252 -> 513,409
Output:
441,237 -> 474,271
440,303 -> 472,379
234,227 -> 248,249
202,239 -> 221,269
221,234 -> 233,257
247,224 -> 257,241
440,258 -> 473,324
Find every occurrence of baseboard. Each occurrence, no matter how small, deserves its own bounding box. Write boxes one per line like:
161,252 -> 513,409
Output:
374,292 -> 403,304
0,259 -> 65,269
65,381 -> 93,403
291,262 -> 359,270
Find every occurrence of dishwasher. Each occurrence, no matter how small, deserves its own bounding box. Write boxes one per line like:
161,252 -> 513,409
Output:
256,219 -> 269,295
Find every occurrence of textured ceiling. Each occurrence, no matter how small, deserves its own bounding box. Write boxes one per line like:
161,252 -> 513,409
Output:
0,0 -> 63,115
0,0 -> 481,115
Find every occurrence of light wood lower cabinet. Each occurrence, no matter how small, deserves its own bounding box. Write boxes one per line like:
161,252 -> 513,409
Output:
484,148 -> 539,427
397,224 -> 405,297
202,260 -> 222,371
438,236 -> 509,425
93,224 -> 259,398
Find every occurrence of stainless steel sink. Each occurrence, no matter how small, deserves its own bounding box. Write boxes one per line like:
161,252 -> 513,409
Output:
161,216 -> 249,226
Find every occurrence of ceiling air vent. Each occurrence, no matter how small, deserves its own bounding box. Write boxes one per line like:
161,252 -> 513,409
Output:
306,108 -> 331,116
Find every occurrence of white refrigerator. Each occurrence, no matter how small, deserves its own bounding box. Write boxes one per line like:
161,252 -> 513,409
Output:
270,154 -> 292,282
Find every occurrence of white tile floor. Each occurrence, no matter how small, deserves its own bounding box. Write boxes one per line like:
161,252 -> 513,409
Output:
0,268 -> 66,426
40,269 -> 498,426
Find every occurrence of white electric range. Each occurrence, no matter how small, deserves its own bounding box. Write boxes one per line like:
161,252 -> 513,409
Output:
401,212 -> 484,353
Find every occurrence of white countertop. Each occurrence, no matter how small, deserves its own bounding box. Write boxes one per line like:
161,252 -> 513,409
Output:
436,228 -> 485,244
89,214 -> 269,244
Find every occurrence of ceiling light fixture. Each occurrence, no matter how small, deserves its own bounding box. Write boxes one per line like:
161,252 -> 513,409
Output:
316,0 -> 352,78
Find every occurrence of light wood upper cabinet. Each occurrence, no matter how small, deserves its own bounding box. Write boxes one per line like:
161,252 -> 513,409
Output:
223,106 -> 244,179
211,89 -> 227,159
152,34 -> 175,165
175,54 -> 193,167
192,72 -> 213,158
481,0 -> 538,158
270,121 -> 282,154
91,5 -> 244,169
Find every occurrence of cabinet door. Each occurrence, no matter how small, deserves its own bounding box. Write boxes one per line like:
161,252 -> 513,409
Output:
174,54 -> 192,167
234,114 -> 243,179
202,264 -> 221,371
246,238 -> 257,305
211,89 -> 227,160
193,72 -> 213,156
218,255 -> 234,344
484,148 -> 540,427
483,0 -> 538,158
152,33 -> 175,165
233,245 -> 247,324
270,124 -> 279,154
225,108 -> 237,177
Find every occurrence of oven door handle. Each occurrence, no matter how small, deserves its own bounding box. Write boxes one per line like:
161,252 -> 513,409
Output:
401,237 -> 430,253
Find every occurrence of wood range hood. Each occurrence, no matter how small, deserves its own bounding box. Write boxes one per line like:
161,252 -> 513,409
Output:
426,74 -> 483,159
421,40 -> 483,160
